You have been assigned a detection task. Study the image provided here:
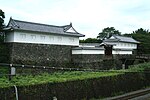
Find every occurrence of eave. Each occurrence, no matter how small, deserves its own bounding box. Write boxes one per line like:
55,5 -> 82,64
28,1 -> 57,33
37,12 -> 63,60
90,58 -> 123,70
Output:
10,28 -> 84,37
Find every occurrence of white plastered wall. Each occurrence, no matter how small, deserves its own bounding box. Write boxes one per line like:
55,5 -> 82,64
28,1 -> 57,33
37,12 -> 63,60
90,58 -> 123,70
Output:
5,31 -> 79,46
72,49 -> 104,54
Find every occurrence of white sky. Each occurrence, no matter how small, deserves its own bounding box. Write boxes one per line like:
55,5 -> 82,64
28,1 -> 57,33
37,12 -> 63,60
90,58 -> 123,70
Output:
1,0 -> 150,39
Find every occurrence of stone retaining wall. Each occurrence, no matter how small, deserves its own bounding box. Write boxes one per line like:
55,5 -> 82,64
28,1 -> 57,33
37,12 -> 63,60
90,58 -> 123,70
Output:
0,43 -> 12,63
9,43 -> 73,67
72,54 -> 122,69
0,43 -> 122,69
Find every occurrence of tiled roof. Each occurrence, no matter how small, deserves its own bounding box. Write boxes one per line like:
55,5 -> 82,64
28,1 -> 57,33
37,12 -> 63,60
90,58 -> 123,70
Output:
104,35 -> 139,43
100,42 -> 116,46
7,18 -> 85,37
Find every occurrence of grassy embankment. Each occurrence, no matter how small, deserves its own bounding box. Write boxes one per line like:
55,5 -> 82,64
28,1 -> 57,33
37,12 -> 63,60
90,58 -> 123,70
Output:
0,62 -> 149,88
0,71 -> 122,88
127,62 -> 150,71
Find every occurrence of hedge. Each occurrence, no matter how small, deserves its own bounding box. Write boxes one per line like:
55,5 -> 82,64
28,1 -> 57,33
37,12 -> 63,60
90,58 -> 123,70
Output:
0,72 -> 149,100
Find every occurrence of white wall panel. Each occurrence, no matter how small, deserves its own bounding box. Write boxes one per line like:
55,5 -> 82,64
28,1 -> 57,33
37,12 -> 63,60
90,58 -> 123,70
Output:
5,32 -> 14,42
112,50 -> 132,54
72,49 -> 133,55
113,42 -> 137,49
72,49 -> 104,54
6,31 -> 79,46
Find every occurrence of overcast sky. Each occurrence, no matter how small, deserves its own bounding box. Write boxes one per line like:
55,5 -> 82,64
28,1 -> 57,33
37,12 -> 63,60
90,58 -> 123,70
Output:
1,0 -> 150,39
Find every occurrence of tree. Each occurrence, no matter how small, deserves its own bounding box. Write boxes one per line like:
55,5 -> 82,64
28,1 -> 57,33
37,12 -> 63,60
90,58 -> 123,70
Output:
124,28 -> 150,54
0,9 -> 5,30
133,28 -> 149,34
80,38 -> 101,43
97,27 -> 121,40
0,9 -> 5,42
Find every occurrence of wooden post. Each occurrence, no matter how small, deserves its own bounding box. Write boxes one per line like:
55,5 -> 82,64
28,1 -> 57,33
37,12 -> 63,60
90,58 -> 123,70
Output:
9,64 -> 12,81
122,64 -> 125,69
9,64 -> 16,81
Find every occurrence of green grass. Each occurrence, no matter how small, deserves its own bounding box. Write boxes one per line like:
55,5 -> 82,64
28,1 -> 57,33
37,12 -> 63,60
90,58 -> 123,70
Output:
0,66 -> 9,74
127,62 -> 150,72
0,71 -> 123,88
0,62 -> 149,88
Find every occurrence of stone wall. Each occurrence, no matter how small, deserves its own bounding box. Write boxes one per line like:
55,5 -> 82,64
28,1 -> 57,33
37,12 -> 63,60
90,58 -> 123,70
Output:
72,54 -> 121,69
9,43 -> 73,67
0,43 -> 12,63
72,54 -> 104,63
0,42 -> 123,69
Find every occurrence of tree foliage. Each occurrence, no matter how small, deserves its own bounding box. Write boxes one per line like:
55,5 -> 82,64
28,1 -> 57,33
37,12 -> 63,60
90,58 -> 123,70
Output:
97,27 -> 121,40
80,38 -> 101,43
124,28 -> 150,54
0,9 -> 5,30
0,9 -> 5,42
133,28 -> 149,34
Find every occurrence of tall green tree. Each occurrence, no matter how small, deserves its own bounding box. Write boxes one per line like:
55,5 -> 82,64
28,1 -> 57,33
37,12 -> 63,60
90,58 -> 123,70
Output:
97,27 -> 121,40
0,9 -> 5,42
0,9 -> 5,30
133,28 -> 149,34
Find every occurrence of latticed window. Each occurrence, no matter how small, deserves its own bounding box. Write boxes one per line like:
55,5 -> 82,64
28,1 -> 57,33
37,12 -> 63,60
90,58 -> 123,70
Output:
58,36 -> 62,41
20,34 -> 26,39
41,35 -> 45,40
31,35 -> 36,39
49,36 -> 54,41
